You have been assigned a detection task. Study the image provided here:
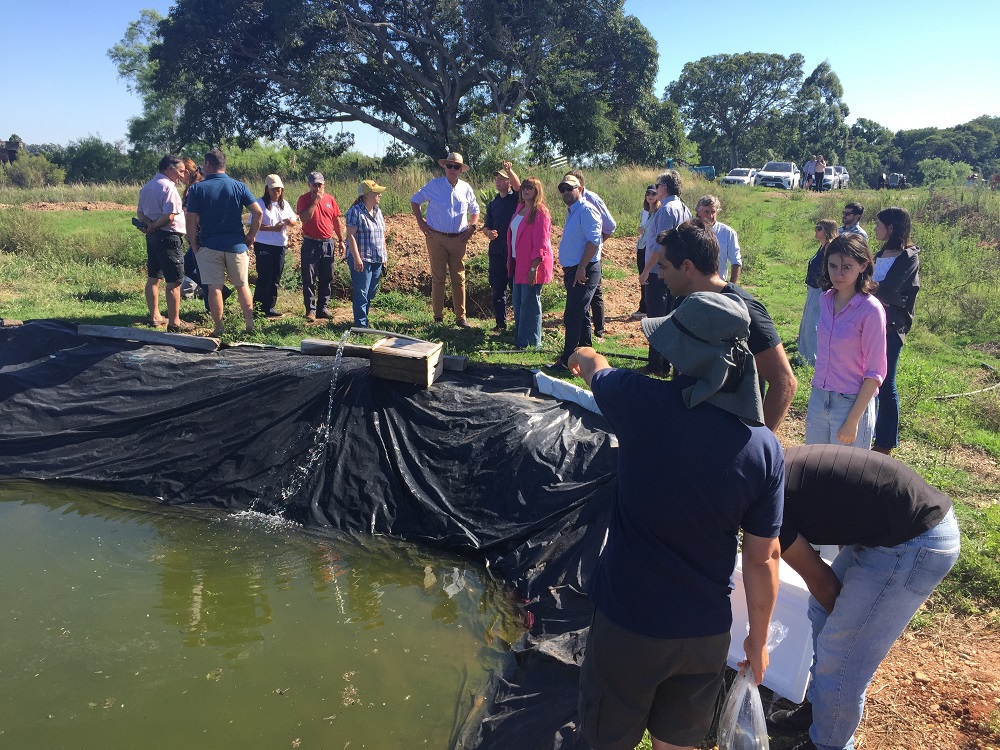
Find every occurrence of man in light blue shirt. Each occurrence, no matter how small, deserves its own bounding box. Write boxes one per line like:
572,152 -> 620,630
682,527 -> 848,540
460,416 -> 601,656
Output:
552,175 -> 602,371
639,170 -> 691,373
839,202 -> 868,241
410,152 -> 481,328
566,169 -> 616,339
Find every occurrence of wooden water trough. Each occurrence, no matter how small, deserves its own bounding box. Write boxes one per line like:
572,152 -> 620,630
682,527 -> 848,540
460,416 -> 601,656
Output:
302,328 -> 466,388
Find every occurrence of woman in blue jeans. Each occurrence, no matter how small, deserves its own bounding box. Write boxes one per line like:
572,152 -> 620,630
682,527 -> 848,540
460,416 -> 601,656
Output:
871,207 -> 921,454
768,445 -> 961,750
506,177 -> 554,348
345,180 -> 388,328
797,219 -> 837,365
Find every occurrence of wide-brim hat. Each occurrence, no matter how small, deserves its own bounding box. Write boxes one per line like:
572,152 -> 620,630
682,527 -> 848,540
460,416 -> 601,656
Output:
641,292 -> 764,427
438,152 -> 470,173
358,179 -> 387,196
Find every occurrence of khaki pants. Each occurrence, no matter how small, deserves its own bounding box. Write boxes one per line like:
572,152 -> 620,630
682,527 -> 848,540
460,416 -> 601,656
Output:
426,231 -> 468,320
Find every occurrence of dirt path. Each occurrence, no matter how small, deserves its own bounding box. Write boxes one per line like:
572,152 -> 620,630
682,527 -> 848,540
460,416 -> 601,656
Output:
15,201 -> 1000,749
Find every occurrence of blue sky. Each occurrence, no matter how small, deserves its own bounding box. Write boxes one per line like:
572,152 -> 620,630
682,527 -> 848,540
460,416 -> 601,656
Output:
3,0 -> 998,154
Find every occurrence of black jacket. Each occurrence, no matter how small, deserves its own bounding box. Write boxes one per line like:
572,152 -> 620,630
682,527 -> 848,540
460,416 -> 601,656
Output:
874,246 -> 920,341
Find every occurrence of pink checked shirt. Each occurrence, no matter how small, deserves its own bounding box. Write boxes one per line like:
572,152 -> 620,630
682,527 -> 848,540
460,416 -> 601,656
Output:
812,290 -> 887,395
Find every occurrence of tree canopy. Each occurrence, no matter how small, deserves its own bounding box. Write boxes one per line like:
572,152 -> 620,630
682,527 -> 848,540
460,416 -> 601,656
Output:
137,0 -> 662,162
667,52 -> 804,169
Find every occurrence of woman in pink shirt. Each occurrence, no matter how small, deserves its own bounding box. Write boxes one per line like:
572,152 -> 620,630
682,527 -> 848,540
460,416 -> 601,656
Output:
507,177 -> 554,348
805,233 -> 887,447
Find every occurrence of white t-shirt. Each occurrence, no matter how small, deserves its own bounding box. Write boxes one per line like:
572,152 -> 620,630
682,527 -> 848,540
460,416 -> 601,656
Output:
873,255 -> 896,283
255,197 -> 298,246
509,212 -> 525,259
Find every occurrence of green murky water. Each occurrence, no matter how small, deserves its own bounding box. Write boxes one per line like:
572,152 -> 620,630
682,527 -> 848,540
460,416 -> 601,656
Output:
0,481 -> 522,749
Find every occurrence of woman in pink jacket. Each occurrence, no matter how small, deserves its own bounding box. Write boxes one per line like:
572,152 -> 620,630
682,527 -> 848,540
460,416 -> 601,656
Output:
507,177 -> 554,348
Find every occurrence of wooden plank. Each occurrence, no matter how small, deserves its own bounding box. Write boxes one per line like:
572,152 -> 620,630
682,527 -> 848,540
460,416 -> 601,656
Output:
77,324 -> 219,352
300,338 -> 376,358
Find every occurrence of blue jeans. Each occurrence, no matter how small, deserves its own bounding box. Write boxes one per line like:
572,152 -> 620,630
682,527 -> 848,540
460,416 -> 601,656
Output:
873,331 -> 904,449
512,282 -> 543,348
807,510 -> 960,750
798,285 -> 822,365
560,261 -> 602,364
805,387 -> 875,448
349,261 -> 383,327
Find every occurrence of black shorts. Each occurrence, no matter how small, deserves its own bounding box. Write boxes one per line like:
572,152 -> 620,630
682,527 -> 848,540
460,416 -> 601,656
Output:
147,231 -> 185,283
578,608 -> 729,749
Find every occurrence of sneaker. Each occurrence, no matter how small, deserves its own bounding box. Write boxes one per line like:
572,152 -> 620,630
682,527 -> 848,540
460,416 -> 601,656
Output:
166,321 -> 195,333
264,310 -> 283,319
492,323 -> 507,332
317,309 -> 332,319
305,311 -> 317,321
548,360 -> 569,373
630,310 -> 647,321
455,318 -> 472,329
767,701 -> 813,733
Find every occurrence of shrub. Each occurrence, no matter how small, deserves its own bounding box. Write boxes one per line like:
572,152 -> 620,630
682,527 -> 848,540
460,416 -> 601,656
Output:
0,153 -> 66,188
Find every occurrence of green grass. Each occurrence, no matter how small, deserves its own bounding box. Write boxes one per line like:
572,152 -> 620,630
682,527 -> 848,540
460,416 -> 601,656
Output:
2,179 -> 1000,617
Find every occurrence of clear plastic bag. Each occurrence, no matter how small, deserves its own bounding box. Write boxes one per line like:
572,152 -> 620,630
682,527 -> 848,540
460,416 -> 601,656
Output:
717,665 -> 769,750
717,621 -> 788,750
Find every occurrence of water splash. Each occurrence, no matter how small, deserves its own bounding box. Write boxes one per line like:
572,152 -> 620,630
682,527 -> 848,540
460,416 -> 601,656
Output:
252,329 -> 352,516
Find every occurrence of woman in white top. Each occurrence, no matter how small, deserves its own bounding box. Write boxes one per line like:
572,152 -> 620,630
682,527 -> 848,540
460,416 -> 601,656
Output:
252,174 -> 299,317
631,185 -> 660,320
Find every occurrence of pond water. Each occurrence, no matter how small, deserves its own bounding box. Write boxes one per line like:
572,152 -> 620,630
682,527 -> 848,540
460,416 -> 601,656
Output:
0,480 -> 523,749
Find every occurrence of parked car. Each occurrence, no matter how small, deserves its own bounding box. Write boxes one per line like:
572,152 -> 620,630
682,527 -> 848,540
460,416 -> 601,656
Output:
822,166 -> 840,191
720,167 -> 758,186
834,166 -> 849,188
888,173 -> 907,189
757,161 -> 800,190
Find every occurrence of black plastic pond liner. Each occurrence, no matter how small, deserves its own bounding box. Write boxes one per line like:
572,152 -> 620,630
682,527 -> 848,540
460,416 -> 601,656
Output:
0,320 -> 617,749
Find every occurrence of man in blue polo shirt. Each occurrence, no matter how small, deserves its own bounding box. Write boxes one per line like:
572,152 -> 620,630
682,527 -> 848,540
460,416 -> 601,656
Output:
552,174 -> 602,371
570,292 -> 783,750
185,148 -> 263,337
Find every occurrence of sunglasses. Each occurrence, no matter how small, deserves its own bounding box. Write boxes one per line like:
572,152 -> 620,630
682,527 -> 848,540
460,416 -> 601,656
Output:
445,163 -> 462,170
558,185 -> 576,193
645,190 -> 657,195
521,185 -> 535,191
815,226 -> 824,231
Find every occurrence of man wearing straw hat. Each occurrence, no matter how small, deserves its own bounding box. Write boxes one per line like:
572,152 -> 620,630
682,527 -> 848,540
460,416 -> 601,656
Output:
570,292 -> 783,750
411,152 -> 481,328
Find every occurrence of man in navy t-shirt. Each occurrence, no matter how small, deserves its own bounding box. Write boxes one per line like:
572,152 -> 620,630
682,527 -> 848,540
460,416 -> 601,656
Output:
570,292 -> 784,750
185,148 -> 262,337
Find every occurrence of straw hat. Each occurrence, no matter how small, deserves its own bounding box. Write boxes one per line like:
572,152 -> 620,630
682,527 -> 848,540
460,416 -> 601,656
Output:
437,152 -> 471,173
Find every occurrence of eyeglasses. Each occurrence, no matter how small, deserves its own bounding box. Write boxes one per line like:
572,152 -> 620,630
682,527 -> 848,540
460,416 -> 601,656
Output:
558,185 -> 576,193
445,163 -> 462,170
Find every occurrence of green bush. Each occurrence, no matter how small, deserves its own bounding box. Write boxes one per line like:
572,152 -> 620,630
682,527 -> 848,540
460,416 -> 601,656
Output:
0,153 -> 66,188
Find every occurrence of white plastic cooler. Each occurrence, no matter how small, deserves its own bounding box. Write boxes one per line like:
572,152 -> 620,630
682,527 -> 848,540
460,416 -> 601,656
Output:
728,560 -> 815,703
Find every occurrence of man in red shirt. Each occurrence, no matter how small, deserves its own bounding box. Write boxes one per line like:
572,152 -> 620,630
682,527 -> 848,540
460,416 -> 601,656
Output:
296,171 -> 345,320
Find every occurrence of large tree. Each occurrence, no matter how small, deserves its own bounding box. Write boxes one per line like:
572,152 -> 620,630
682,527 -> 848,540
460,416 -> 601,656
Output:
108,9 -> 188,153
667,52 -> 804,169
142,0 -> 657,159
791,62 -> 849,164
